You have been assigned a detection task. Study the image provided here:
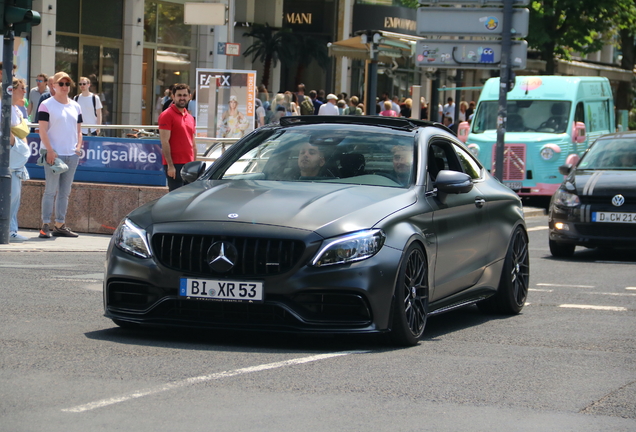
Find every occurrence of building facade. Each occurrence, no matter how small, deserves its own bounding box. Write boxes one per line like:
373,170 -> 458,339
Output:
20,0 -> 633,128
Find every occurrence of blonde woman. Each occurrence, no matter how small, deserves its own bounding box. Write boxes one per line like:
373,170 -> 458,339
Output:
37,71 -> 83,238
8,78 -> 30,242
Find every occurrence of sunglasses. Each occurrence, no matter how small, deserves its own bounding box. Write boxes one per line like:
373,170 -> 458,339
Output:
57,82 -> 72,87
79,82 -> 89,86
36,79 -> 44,83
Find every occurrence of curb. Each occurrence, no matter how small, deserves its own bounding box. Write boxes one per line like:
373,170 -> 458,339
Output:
523,207 -> 546,218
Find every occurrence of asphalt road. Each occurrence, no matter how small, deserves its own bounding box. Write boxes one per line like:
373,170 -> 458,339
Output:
1,215 -> 635,431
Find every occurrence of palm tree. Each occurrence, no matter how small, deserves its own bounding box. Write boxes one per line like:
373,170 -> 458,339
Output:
243,23 -> 294,88
292,34 -> 330,87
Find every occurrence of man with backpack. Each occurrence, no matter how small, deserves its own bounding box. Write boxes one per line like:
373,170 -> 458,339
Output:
74,76 -> 102,136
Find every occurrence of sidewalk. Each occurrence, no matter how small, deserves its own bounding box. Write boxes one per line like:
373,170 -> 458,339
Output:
0,229 -> 112,252
1,207 -> 546,253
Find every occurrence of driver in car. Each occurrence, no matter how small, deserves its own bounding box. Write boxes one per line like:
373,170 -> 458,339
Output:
392,145 -> 413,185
298,142 -> 326,177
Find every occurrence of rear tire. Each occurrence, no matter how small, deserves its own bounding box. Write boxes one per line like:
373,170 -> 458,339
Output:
549,239 -> 575,258
478,226 -> 529,315
389,244 -> 428,347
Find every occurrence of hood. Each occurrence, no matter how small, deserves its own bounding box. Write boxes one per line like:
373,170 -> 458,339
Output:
572,170 -> 636,198
145,180 -> 416,237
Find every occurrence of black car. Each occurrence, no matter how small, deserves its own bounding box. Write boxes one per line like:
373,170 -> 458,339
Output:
105,116 -> 529,346
549,131 -> 636,257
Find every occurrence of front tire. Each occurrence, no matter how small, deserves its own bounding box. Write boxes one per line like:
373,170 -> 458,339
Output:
478,226 -> 529,315
549,239 -> 575,258
390,244 -> 429,346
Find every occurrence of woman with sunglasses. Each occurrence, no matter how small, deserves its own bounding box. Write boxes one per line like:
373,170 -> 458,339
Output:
37,71 -> 83,238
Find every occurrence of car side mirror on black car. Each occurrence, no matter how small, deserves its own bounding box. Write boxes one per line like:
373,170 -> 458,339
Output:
434,170 -> 473,203
558,164 -> 573,176
181,161 -> 206,184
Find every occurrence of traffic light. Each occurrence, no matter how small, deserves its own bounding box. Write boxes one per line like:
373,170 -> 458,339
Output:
1,0 -> 41,36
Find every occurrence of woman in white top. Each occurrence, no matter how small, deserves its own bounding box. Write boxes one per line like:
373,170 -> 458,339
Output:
37,71 -> 83,238
8,78 -> 31,242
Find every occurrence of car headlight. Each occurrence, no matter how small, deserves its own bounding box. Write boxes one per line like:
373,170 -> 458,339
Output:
310,229 -> 386,267
553,188 -> 580,207
114,218 -> 152,258
467,144 -> 479,157
540,144 -> 561,161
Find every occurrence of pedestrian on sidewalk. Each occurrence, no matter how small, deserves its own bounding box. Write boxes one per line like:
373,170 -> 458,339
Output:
28,73 -> 48,122
37,71 -> 83,238
158,83 -> 196,191
9,77 -> 31,242
74,76 -> 102,136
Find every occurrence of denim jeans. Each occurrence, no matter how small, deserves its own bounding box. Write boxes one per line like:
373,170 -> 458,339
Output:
9,170 -> 23,233
41,154 -> 79,224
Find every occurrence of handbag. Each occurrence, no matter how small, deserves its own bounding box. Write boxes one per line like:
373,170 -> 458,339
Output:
11,118 -> 30,139
9,136 -> 30,169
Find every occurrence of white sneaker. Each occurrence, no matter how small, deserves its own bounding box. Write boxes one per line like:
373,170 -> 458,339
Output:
9,232 -> 28,242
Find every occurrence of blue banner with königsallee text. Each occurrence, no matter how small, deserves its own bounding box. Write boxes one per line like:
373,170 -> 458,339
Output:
25,134 -> 166,186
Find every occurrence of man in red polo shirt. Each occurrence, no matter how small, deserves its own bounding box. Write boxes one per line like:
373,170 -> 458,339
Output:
158,83 -> 196,191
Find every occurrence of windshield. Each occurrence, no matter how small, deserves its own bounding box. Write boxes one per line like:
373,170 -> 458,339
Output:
215,125 -> 416,188
472,100 -> 572,134
578,138 -> 636,170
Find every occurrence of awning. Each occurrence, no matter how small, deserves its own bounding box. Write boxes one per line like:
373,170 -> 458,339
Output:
328,30 -> 423,63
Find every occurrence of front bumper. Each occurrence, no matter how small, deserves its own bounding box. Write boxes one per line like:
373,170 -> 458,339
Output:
104,237 -> 404,334
548,204 -> 636,248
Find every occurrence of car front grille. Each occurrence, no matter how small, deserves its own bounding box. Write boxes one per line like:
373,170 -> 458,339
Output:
151,234 -> 305,277
491,143 -> 526,181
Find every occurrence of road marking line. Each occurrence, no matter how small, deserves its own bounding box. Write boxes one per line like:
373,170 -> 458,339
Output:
626,287 -> 636,290
587,292 -> 636,297
527,226 -> 549,231
62,350 -> 367,413
559,304 -> 627,312
537,283 -> 594,288
529,288 -> 553,292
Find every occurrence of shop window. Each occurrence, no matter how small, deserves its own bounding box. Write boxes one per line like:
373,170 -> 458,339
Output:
57,0 -> 123,39
57,0 -> 80,33
82,0 -> 123,39
144,1 -> 158,43
55,35 -> 79,80
157,3 -> 191,46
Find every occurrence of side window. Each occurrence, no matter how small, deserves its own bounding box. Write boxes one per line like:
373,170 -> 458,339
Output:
574,102 -> 585,123
427,139 -> 462,181
454,144 -> 482,180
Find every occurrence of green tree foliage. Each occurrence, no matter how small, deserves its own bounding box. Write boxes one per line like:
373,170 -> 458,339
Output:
528,0 -> 636,75
243,23 -> 295,88
292,35 -> 329,87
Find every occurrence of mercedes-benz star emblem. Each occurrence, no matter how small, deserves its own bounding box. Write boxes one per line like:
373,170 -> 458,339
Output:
612,194 -> 625,207
206,241 -> 239,273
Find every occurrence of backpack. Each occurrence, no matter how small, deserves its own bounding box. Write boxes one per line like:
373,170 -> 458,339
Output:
300,97 -> 314,115
74,93 -> 98,117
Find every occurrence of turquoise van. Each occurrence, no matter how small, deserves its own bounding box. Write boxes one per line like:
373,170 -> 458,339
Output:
466,76 -> 615,198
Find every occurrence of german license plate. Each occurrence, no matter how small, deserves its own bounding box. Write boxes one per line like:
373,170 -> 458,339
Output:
505,182 -> 523,191
592,212 -> 636,223
180,278 -> 263,302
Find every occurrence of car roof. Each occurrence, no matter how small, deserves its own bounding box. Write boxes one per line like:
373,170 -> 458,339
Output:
278,115 -> 454,135
595,131 -> 636,141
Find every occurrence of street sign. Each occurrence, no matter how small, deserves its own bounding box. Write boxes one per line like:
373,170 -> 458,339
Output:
415,40 -> 527,69
226,43 -> 240,56
419,0 -> 528,5
417,7 -> 529,37
184,2 -> 226,26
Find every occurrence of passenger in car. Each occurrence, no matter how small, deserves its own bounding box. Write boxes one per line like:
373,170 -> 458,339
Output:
298,142 -> 326,177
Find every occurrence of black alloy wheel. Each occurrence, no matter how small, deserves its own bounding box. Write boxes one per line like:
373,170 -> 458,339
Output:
478,226 -> 530,315
549,239 -> 575,258
390,244 -> 429,346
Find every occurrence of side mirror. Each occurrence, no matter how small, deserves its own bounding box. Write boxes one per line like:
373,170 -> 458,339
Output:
558,164 -> 573,176
572,121 -> 586,144
456,121 -> 470,143
434,170 -> 473,203
181,161 -> 206,184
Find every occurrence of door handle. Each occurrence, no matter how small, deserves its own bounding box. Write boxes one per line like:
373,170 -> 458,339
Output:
475,198 -> 486,208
